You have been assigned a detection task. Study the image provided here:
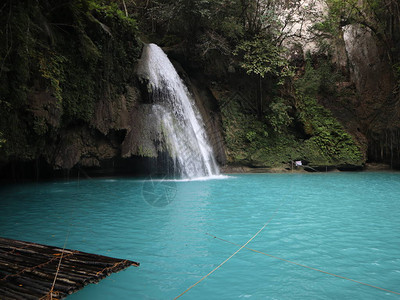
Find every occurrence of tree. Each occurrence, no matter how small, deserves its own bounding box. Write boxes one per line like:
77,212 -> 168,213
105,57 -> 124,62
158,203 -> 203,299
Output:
234,35 -> 294,118
235,36 -> 293,81
134,0 -> 247,58
268,97 -> 293,133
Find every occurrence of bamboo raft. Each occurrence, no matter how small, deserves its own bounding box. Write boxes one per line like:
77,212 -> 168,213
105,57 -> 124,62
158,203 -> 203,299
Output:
0,237 -> 139,299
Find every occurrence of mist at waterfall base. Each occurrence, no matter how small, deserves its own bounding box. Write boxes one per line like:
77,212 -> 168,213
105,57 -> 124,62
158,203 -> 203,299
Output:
1,172 -> 400,299
137,44 -> 220,180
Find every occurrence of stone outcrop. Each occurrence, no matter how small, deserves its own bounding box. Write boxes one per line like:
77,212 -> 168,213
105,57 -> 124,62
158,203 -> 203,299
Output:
342,24 -> 400,167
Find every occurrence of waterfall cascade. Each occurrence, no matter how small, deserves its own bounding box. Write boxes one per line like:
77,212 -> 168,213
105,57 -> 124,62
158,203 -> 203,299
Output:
137,43 -> 220,179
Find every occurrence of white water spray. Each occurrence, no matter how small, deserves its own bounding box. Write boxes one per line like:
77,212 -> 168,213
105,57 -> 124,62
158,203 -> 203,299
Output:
137,44 -> 220,179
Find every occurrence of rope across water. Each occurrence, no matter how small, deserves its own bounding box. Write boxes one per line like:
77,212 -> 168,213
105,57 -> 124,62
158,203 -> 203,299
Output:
206,233 -> 400,296
174,206 -> 283,299
175,201 -> 400,298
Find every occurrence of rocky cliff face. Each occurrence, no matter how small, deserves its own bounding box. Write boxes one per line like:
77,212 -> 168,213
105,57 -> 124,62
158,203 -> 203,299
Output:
0,83 -> 149,179
340,24 -> 400,168
0,1 -> 151,180
280,1 -> 400,169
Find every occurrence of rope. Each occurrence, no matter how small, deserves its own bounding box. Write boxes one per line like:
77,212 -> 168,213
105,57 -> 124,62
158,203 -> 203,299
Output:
48,230 -> 70,300
206,233 -> 400,296
173,208 -> 282,299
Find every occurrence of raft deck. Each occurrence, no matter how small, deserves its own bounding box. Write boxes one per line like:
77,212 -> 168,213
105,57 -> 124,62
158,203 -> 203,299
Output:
0,237 -> 139,299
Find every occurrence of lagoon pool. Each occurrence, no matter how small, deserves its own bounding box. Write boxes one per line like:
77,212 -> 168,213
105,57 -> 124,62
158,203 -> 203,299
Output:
1,172 -> 399,299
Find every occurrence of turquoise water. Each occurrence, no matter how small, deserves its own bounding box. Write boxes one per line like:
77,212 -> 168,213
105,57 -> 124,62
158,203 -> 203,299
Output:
1,173 -> 400,299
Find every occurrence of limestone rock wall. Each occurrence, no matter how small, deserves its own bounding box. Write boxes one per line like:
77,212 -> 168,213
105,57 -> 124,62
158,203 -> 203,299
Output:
342,24 -> 399,167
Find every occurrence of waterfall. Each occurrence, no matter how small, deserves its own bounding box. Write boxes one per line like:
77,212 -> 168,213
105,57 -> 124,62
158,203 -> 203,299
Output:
137,43 -> 220,179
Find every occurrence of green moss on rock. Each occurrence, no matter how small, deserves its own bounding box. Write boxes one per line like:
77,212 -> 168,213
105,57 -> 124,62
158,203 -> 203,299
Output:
217,83 -> 363,169
0,0 -> 142,164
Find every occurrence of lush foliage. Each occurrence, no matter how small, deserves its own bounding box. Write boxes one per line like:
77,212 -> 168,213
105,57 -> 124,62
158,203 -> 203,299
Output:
218,52 -> 363,168
220,93 -> 363,168
294,56 -> 363,165
136,0 -> 299,120
234,36 -> 294,84
0,0 -> 140,160
296,96 -> 363,165
268,98 -> 293,134
219,88 -> 300,167
295,57 -> 341,98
